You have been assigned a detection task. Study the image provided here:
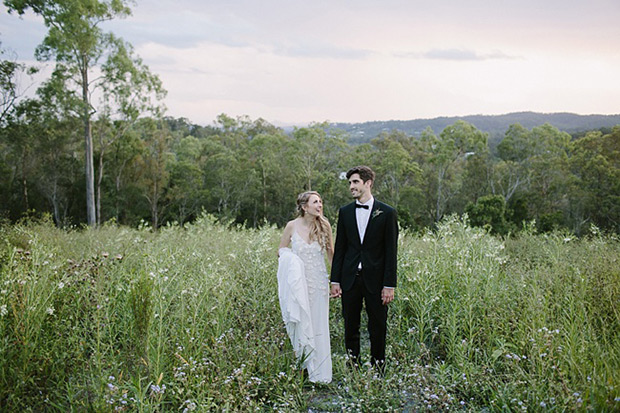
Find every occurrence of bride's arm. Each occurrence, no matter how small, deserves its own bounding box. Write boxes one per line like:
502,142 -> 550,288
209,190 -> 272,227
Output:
326,221 -> 334,265
277,220 -> 295,256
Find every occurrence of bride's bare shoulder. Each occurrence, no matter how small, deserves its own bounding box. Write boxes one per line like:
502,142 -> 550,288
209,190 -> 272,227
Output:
287,218 -> 303,227
283,219 -> 299,235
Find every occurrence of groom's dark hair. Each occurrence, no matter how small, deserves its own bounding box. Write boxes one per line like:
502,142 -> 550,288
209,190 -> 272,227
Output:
346,165 -> 375,185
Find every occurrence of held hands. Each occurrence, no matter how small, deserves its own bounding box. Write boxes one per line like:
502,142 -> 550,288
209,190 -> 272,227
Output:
381,287 -> 395,305
330,284 -> 342,298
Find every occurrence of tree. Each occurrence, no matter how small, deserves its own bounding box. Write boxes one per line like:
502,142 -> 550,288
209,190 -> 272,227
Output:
493,123 -> 536,202
167,135 -> 206,224
416,121 -> 488,223
94,38 -> 166,224
370,131 -> 423,228
248,131 -> 293,225
1,99 -> 41,215
1,44 -> 37,126
134,119 -> 172,229
465,195 -> 510,235
569,127 -> 620,233
526,124 -> 571,230
5,0 -> 165,226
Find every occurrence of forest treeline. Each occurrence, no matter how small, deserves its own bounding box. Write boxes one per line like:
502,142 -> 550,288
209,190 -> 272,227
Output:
1,0 -> 619,235
2,110 -> 619,235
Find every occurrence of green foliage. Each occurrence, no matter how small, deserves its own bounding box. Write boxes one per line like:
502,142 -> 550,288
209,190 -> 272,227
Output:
465,194 -> 510,235
0,218 -> 618,411
2,64 -> 620,236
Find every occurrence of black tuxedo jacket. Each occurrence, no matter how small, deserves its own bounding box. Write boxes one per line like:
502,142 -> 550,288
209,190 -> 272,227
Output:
331,200 -> 398,294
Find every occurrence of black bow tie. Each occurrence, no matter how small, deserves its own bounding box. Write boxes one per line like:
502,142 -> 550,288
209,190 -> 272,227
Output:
355,204 -> 369,209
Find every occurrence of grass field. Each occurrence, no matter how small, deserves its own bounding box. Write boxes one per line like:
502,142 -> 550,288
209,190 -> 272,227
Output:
0,215 -> 618,411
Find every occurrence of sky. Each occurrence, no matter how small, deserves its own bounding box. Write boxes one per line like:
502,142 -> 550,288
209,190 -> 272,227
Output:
1,0 -> 620,126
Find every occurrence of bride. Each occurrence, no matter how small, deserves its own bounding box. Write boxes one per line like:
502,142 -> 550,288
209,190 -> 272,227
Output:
277,191 -> 333,383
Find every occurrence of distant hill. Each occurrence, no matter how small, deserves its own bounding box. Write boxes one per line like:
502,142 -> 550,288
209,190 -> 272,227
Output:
331,112 -> 620,145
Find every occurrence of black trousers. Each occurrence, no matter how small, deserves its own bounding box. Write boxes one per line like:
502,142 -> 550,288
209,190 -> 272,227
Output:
341,271 -> 388,365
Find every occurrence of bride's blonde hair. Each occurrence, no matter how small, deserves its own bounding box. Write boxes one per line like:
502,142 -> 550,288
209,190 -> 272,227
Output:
297,191 -> 331,251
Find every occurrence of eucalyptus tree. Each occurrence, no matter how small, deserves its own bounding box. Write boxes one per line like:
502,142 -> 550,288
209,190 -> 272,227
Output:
291,122 -> 347,192
5,0 -> 165,226
133,118 -> 173,229
417,121 -> 488,223
0,44 -> 36,125
1,100 -> 40,214
167,135 -> 206,224
248,130 -> 293,226
0,45 -> 39,216
527,124 -> 571,230
370,131 -> 423,228
569,127 -> 620,233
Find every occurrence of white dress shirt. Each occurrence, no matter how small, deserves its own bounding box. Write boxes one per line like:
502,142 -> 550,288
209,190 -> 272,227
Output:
356,197 -> 374,244
356,197 -> 374,271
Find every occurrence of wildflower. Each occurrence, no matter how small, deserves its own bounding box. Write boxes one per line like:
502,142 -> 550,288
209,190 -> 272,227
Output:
46,307 -> 55,315
183,400 -> 197,412
150,384 -> 166,395
540,401 -> 547,408
0,305 -> 7,317
58,282 -> 65,289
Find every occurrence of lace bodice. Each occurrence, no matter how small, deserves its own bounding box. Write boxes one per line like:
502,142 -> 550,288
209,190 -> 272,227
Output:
291,231 -> 329,300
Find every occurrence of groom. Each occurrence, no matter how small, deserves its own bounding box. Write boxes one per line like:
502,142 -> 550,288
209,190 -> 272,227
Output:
330,165 -> 398,370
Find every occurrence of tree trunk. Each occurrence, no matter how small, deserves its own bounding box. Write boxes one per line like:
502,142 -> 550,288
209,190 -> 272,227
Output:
82,61 -> 96,226
96,146 -> 105,226
51,180 -> 60,227
151,178 -> 159,229
21,153 -> 29,211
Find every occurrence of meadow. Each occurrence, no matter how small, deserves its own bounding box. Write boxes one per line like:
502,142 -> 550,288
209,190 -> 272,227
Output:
0,215 -> 618,412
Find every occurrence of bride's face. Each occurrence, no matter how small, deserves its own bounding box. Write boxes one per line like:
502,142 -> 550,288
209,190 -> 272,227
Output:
304,194 -> 323,217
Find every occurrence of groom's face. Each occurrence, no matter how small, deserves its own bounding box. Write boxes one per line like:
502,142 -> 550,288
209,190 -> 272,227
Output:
348,173 -> 372,200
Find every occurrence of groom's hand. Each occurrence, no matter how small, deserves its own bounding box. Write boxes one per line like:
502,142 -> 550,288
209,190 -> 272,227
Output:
381,287 -> 395,305
330,283 -> 342,298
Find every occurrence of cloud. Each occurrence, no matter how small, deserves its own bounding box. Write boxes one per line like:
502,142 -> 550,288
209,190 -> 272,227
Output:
271,41 -> 372,60
396,48 -> 518,61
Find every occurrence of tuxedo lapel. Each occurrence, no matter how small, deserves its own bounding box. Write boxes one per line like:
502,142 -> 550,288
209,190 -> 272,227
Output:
362,201 -> 380,243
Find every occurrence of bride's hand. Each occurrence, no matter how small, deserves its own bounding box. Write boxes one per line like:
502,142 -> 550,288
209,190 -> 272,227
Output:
330,284 -> 342,298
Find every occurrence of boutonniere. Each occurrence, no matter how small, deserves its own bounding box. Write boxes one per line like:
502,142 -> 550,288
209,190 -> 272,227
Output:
372,209 -> 383,219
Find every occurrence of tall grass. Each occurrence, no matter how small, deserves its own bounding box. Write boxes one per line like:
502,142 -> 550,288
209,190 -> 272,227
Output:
0,215 -> 618,411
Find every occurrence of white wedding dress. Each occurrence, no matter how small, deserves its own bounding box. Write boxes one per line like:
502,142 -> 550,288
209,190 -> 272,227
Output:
277,231 -> 332,383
